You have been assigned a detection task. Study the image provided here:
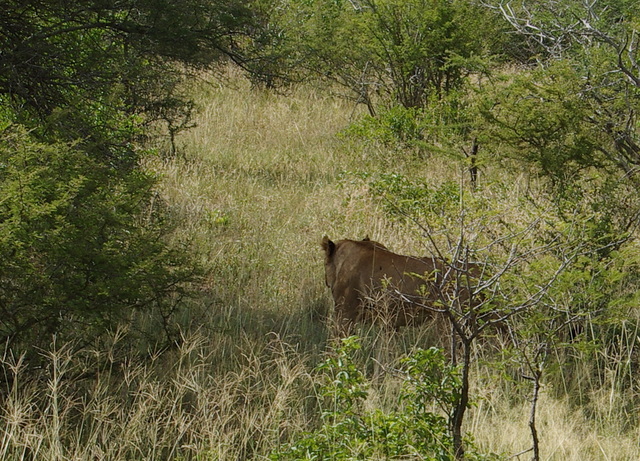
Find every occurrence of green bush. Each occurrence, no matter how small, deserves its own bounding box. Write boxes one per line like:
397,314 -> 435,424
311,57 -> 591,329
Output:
275,0 -> 505,111
271,337 -> 498,461
0,125 -> 202,353
342,106 -> 425,149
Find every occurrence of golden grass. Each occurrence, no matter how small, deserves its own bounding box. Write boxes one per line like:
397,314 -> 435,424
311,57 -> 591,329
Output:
3,70 -> 639,460
0,331 -> 316,460
152,73 -> 640,459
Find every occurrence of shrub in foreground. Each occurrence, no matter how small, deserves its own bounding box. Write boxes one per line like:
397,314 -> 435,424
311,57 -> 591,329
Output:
271,336 -> 499,461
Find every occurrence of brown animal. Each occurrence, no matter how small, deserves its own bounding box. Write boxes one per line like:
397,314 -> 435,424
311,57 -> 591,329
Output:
321,236 -> 479,329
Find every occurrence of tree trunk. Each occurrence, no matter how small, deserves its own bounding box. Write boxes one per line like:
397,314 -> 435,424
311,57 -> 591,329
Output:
451,339 -> 471,459
528,371 -> 542,461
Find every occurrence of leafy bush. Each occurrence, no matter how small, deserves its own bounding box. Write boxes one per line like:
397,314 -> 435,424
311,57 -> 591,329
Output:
0,125 -> 202,354
342,106 -> 425,150
271,337 -> 498,461
369,173 -> 461,221
275,0 -> 505,111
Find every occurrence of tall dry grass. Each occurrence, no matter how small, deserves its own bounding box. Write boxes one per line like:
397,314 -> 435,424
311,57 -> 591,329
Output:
2,70 -> 640,460
1,331 -> 316,460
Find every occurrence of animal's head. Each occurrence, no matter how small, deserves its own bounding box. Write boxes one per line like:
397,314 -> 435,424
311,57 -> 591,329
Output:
321,236 -> 385,289
321,236 -> 337,289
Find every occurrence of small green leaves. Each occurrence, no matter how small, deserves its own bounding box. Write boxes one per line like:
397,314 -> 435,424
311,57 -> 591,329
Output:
271,337 -> 494,461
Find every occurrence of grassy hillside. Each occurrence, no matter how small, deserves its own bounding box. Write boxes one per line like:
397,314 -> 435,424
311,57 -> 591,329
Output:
151,72 -> 640,459
3,71 -> 639,460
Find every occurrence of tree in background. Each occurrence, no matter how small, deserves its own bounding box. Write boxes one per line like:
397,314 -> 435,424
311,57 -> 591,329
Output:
0,0 -> 278,152
273,0 -> 506,113
482,0 -> 640,183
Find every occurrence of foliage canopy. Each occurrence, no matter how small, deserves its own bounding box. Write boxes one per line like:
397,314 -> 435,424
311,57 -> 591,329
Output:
0,0 -> 276,351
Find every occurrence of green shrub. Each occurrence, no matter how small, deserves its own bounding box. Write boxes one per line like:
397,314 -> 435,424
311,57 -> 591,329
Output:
271,336 -> 498,461
340,86 -> 477,157
0,125 -> 202,354
342,106 -> 425,150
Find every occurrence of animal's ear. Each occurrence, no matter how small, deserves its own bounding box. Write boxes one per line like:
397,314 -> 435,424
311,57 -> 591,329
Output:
362,235 -> 370,241
321,236 -> 336,257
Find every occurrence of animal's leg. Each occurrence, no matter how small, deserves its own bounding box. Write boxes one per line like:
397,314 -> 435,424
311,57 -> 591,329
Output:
333,288 -> 361,334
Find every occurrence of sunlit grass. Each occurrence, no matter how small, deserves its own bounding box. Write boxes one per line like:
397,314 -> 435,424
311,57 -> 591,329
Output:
148,71 -> 640,459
